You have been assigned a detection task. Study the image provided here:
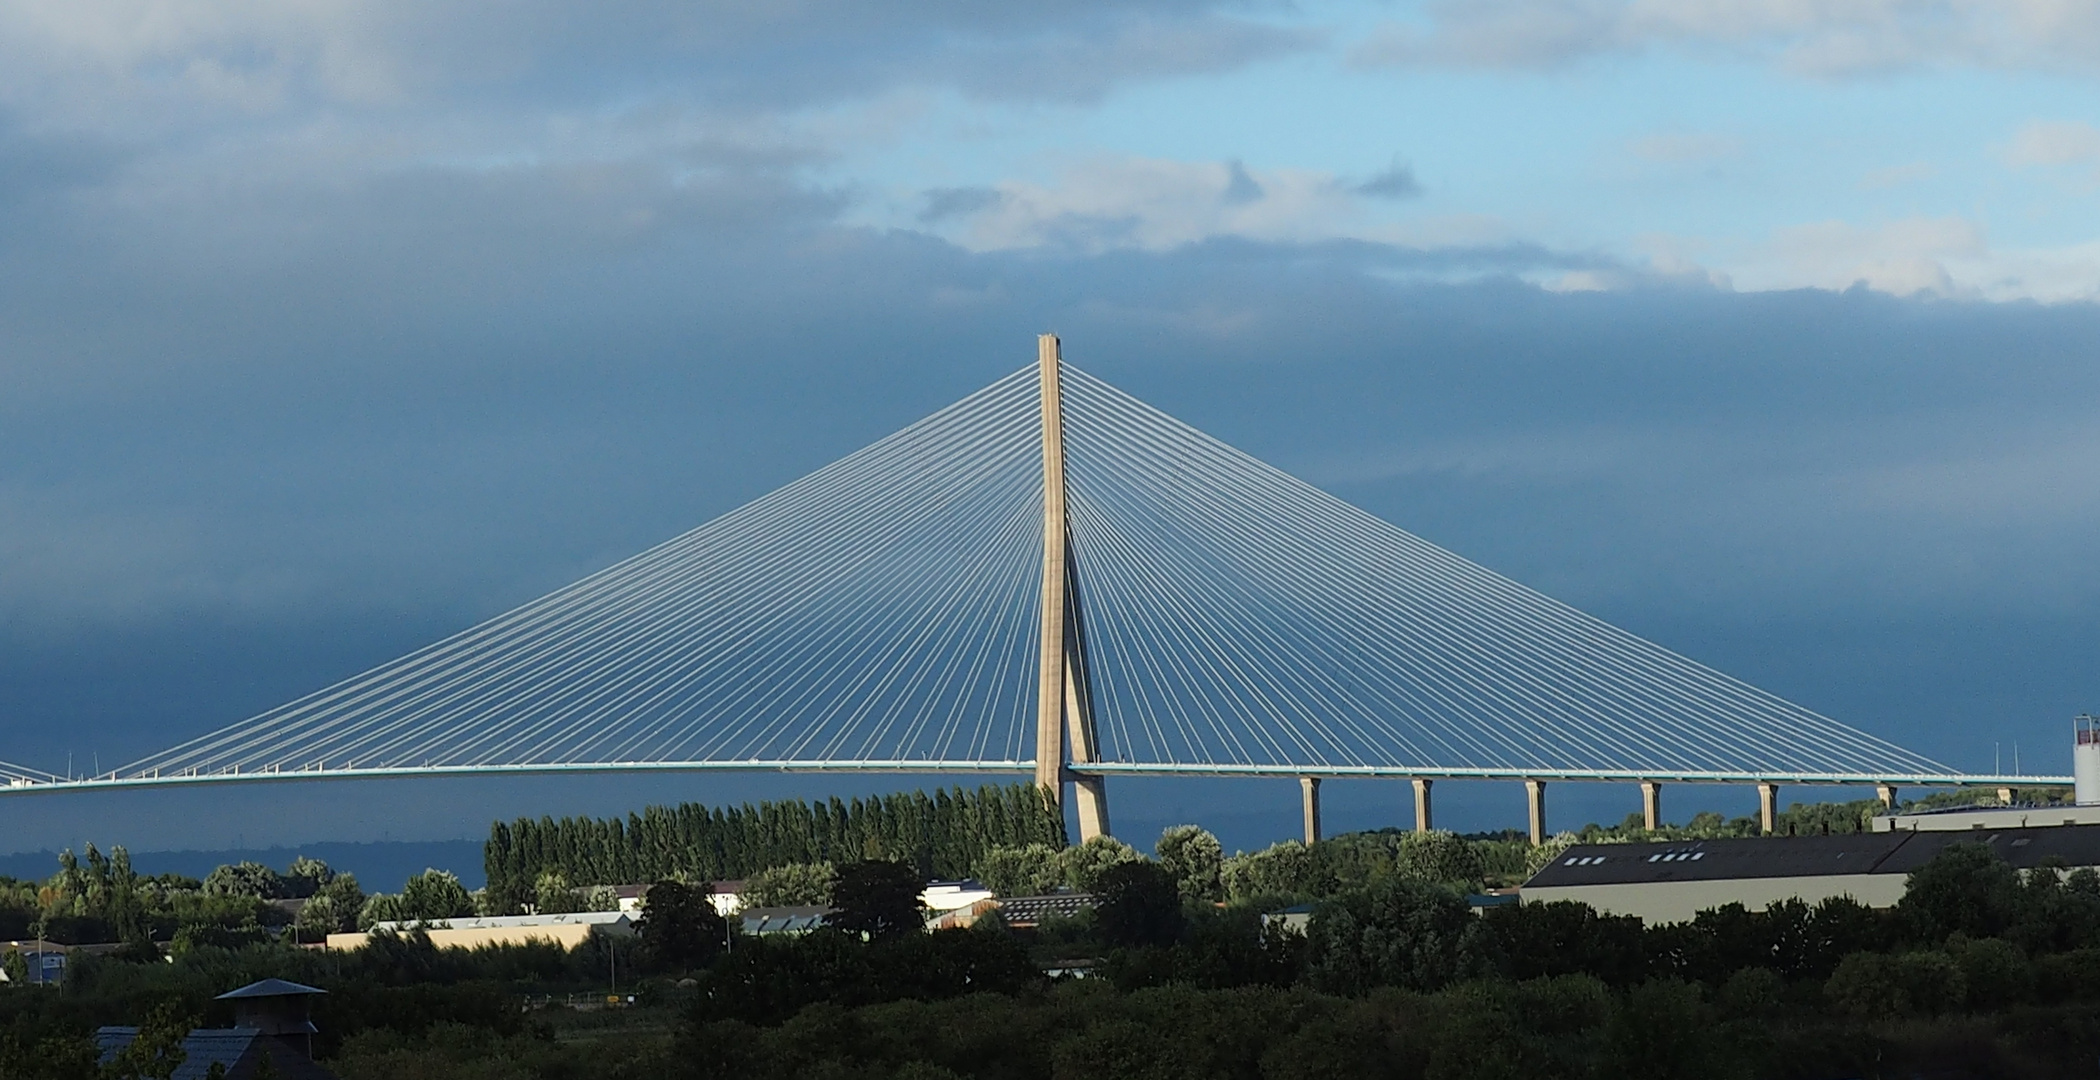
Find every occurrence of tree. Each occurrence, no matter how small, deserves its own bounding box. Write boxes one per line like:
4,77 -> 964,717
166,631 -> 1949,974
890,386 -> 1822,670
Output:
1221,840 -> 1320,901
1094,861 -> 1185,947
1155,826 -> 1223,903
974,844 -> 1063,897
309,873 -> 365,933
1899,843 -> 2022,941
105,1001 -> 192,1080
744,863 -> 836,908
1305,877 -> 1483,993
830,860 -> 923,941
1395,830 -> 1485,886
201,861 -> 288,900
534,870 -> 583,914
401,869 -> 475,922
1060,836 -> 1144,893
284,857 -> 334,898
637,880 -> 728,970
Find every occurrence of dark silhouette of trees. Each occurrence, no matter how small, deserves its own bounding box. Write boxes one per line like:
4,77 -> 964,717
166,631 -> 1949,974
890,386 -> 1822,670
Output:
636,880 -> 727,971
1093,861 -> 1184,948
828,860 -> 922,941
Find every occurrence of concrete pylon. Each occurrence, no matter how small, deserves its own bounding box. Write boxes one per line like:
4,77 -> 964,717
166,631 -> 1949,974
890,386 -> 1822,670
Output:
1300,777 -> 1323,843
1639,781 -> 1662,831
1525,779 -> 1547,845
1757,782 -> 1778,835
1035,334 -> 1110,840
1412,778 -> 1433,833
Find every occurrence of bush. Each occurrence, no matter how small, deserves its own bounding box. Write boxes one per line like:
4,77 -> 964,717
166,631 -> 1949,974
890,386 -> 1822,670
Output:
1825,950 -> 1966,1018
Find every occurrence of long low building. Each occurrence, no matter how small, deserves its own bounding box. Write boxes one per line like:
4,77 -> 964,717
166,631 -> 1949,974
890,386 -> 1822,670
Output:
1521,826 -> 2100,924
325,910 -> 634,951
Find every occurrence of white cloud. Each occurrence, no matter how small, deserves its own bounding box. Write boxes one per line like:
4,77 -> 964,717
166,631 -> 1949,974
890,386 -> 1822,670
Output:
1668,215 -> 2100,302
928,155 -> 1371,252
1859,161 -> 1935,190
2005,119 -> 2100,170
1353,0 -> 2100,78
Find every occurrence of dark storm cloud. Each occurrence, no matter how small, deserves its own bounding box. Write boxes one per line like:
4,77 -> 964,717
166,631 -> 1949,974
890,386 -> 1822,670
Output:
919,186 -> 1005,223
0,0 -> 1316,131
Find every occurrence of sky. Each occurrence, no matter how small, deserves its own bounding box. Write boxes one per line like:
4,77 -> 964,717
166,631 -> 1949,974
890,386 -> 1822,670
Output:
0,0 -> 2097,860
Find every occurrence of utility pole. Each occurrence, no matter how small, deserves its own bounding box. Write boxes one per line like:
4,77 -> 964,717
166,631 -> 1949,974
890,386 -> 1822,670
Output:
1036,334 -> 1110,841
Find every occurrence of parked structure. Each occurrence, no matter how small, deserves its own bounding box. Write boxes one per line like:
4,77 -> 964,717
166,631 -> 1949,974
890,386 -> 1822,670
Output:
1521,826 -> 2100,924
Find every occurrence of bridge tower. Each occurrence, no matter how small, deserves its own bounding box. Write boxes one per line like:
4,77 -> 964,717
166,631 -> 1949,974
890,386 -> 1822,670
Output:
1035,333 -> 1111,841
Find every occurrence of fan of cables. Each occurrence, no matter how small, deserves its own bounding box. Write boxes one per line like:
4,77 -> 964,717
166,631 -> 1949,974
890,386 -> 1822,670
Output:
116,362 -> 1953,783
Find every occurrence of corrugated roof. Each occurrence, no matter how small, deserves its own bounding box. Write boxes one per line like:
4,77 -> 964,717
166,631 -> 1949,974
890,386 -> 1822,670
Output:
993,893 -> 1096,925
1522,825 -> 2100,890
1524,833 -> 1907,888
1877,826 -> 2100,874
97,1028 -> 338,1079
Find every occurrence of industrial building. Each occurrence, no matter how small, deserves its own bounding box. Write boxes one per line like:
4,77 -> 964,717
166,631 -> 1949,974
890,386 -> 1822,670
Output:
1521,825 -> 2100,924
325,910 -> 633,951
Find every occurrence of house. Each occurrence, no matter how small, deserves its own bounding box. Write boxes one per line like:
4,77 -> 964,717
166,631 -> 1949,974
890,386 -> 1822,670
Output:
1520,826 -> 2100,924
96,978 -> 335,1079
603,880 -> 745,917
922,879 -> 995,916
325,910 -> 634,951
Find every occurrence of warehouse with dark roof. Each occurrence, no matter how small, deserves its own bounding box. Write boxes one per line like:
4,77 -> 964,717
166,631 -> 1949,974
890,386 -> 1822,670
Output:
1520,826 -> 2100,923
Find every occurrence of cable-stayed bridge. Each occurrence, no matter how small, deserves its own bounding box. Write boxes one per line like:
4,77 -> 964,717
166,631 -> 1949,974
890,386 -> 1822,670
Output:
3,337 -> 2058,841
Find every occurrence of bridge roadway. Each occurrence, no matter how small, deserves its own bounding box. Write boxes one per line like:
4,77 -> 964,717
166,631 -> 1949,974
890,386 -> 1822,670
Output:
2,758 -> 2069,847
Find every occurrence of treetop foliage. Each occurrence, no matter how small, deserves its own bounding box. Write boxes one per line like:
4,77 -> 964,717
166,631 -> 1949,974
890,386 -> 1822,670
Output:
483,784 -> 1064,913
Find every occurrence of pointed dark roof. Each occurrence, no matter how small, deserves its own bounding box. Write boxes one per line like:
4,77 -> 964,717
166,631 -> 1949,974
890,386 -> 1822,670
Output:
216,977 -> 327,1000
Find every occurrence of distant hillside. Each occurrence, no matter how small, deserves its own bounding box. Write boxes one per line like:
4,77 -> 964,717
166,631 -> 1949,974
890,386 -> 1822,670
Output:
0,839 -> 485,893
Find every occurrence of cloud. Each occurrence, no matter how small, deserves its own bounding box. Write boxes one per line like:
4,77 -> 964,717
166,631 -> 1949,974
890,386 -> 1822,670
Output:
926,155 -> 1368,252
1351,0 -> 2100,78
1696,215 -> 2100,301
2005,119 -> 2100,169
1764,216 -> 1987,296
1354,158 -> 1424,199
918,186 -> 1003,223
0,0 -> 1316,131
1628,132 -> 1742,164
1859,161 -> 1935,190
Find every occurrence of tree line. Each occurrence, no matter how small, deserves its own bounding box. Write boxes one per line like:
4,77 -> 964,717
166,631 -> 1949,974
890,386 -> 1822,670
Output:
482,783 -> 1066,911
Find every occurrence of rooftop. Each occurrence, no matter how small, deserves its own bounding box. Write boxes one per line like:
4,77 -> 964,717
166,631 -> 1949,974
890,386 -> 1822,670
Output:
1525,825 -> 2100,889
217,977 -> 326,1000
